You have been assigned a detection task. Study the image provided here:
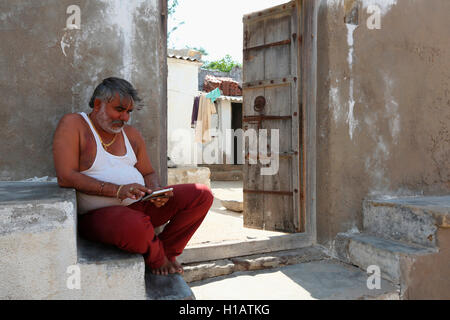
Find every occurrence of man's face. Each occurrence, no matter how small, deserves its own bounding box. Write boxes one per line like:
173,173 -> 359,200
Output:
95,93 -> 134,134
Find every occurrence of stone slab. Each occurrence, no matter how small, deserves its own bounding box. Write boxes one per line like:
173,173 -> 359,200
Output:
182,247 -> 328,283
0,182 -> 76,235
189,260 -> 399,300
73,238 -> 146,300
168,167 -> 211,188
0,182 -> 78,299
364,196 -> 450,248
335,232 -> 436,285
221,200 -> 243,212
181,233 -> 312,264
146,272 -> 195,300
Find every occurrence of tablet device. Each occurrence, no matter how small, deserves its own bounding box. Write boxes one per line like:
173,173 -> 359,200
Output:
140,187 -> 173,202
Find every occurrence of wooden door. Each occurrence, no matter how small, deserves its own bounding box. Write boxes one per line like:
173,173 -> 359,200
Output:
242,1 -> 301,232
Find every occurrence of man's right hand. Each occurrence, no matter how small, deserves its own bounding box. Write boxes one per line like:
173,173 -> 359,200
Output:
117,183 -> 152,201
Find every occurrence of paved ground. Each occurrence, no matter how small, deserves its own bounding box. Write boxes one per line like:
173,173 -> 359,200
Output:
189,259 -> 399,300
187,181 -> 287,247
185,181 -> 400,300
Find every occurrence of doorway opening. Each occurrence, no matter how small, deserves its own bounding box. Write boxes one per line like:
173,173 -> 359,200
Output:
167,0 -> 316,265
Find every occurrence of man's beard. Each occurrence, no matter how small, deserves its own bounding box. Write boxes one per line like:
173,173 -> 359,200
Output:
96,104 -> 124,134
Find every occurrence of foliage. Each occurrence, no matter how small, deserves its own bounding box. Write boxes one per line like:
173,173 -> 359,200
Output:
203,55 -> 242,72
168,0 -> 179,16
167,0 -> 184,44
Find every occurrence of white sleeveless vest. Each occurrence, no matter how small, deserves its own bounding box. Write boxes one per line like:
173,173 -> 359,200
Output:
76,112 -> 145,215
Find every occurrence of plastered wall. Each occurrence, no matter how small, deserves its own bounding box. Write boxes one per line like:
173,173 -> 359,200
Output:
0,0 -> 167,183
316,0 -> 450,245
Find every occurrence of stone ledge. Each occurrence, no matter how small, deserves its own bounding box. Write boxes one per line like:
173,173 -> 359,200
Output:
220,199 -> 243,212
335,232 -> 436,285
365,195 -> 450,228
0,182 -> 76,236
182,246 -> 328,283
168,167 -> 211,188
146,272 -> 195,300
0,182 -> 78,299
74,238 -> 146,300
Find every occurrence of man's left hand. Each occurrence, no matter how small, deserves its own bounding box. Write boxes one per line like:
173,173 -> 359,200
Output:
149,188 -> 173,208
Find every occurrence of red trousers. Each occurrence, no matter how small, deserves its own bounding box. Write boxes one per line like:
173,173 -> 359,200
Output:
78,184 -> 213,269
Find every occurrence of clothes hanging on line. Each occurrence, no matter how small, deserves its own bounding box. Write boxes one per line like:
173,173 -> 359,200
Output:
194,93 -> 217,144
191,96 -> 200,128
205,87 -> 222,103
191,88 -> 220,129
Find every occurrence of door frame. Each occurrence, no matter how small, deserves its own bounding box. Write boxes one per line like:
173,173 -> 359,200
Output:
298,0 -> 318,245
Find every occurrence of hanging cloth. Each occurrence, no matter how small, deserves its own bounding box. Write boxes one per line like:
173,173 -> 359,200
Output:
195,93 -> 217,143
191,96 -> 200,128
205,87 -> 222,103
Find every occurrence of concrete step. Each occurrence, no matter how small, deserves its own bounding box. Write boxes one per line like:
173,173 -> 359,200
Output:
334,232 -> 437,286
0,181 -> 195,300
363,196 -> 450,248
0,182 -> 78,299
77,238 -> 195,300
145,271 -> 195,300
182,247 -> 329,283
75,238 -> 147,299
189,259 -> 400,300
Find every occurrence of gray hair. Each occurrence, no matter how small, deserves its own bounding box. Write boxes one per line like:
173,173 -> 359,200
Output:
89,77 -> 142,108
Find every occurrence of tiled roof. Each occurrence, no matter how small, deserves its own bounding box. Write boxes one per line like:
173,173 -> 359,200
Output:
203,75 -> 242,96
168,54 -> 202,62
216,95 -> 242,102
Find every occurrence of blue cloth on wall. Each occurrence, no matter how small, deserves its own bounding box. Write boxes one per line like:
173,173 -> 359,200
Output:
205,87 -> 221,103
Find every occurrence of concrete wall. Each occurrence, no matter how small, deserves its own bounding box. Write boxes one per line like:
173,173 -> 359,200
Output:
167,57 -> 202,165
316,0 -> 450,246
201,99 -> 231,165
0,0 -> 167,184
405,228 -> 450,299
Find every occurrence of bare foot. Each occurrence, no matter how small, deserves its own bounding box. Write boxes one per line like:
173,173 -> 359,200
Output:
170,258 -> 184,275
151,256 -> 177,276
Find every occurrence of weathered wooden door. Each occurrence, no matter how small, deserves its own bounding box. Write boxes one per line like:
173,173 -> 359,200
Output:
242,1 -> 301,232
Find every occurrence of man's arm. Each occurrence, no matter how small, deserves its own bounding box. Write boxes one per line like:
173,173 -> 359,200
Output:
53,115 -> 151,201
53,114 -> 120,197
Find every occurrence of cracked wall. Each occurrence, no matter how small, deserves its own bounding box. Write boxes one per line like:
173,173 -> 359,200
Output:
316,0 -> 450,245
0,0 -> 167,183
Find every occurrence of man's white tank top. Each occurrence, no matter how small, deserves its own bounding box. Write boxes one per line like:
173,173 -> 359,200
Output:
76,112 -> 145,215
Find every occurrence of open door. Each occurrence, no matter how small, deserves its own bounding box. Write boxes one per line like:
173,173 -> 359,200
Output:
242,1 -> 301,233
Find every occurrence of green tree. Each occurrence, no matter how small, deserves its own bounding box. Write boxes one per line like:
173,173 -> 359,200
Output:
203,55 -> 242,72
168,0 -> 185,44
168,0 -> 179,15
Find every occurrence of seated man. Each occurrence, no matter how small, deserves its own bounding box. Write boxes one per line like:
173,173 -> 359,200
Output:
53,77 -> 213,275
